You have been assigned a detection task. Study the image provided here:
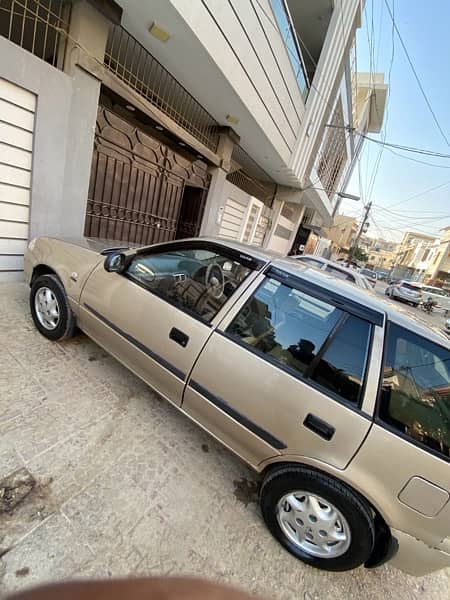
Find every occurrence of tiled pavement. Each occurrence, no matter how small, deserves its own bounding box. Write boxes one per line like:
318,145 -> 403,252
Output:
0,282 -> 449,599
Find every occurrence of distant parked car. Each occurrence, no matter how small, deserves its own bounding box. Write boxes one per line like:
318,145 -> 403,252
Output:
359,268 -> 377,287
292,255 -> 373,290
385,280 -> 422,307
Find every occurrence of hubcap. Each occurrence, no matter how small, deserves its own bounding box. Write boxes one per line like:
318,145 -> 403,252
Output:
34,286 -> 60,330
276,491 -> 351,558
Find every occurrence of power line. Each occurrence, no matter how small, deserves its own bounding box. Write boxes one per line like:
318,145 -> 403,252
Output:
384,178 -> 450,209
360,133 -> 450,158
382,145 -> 450,169
383,0 -> 450,147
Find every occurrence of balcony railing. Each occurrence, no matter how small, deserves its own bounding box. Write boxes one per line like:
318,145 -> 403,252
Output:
270,0 -> 309,99
316,99 -> 347,198
0,0 -> 69,69
104,25 -> 220,153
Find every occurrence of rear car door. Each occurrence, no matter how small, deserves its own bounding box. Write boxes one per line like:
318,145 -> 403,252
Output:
183,267 -> 382,467
78,241 -> 263,406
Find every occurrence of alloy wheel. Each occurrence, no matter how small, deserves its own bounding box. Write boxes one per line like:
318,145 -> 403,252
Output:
276,491 -> 351,558
34,286 -> 60,330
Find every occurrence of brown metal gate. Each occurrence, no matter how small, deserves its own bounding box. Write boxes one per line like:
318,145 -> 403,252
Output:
85,106 -> 210,245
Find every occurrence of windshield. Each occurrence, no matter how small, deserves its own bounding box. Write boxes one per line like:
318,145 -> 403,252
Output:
402,282 -> 421,291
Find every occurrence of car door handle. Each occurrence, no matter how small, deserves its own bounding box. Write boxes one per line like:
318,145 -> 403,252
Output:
169,327 -> 189,348
303,413 -> 335,441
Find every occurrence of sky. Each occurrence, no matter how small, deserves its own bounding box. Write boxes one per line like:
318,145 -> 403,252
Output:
339,0 -> 450,242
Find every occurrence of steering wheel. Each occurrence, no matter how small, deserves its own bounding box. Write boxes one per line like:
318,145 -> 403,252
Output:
205,263 -> 225,299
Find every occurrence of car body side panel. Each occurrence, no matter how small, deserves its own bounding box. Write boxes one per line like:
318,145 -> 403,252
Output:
344,424 -> 450,546
183,331 -> 372,469
389,528 -> 450,575
78,264 -> 216,405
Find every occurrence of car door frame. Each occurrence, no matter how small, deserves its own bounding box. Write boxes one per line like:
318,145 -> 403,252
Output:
78,239 -> 268,407
182,265 -> 385,468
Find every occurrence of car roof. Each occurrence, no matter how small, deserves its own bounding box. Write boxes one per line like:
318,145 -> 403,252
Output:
199,238 -> 449,346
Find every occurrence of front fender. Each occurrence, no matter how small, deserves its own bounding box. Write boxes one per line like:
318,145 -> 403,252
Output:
25,238 -> 104,310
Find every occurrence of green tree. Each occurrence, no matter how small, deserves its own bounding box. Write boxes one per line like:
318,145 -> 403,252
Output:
349,246 -> 368,262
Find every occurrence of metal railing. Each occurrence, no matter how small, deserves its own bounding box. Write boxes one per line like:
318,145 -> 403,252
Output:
0,0 -> 69,69
104,25 -> 220,152
316,99 -> 347,198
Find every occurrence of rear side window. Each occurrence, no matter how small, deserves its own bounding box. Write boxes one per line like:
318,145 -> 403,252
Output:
379,323 -> 450,459
226,278 -> 342,376
226,277 -> 372,405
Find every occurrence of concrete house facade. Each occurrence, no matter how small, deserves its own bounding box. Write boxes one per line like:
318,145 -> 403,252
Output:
0,0 -> 386,281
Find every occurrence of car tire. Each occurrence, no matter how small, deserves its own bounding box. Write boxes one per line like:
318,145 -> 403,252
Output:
260,466 -> 375,572
30,274 -> 76,341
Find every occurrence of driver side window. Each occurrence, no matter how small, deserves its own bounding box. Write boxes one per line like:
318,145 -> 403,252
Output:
126,246 -> 252,322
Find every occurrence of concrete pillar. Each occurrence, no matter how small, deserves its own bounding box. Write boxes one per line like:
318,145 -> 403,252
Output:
58,0 -> 113,238
199,168 -> 227,237
200,127 -> 239,237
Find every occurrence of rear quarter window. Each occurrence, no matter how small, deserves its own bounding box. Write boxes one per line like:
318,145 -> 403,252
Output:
379,323 -> 450,459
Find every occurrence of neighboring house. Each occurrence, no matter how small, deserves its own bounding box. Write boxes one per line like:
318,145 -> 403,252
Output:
424,227 -> 450,287
391,231 -> 437,281
0,0 -> 386,281
364,238 -> 398,271
322,214 -> 358,257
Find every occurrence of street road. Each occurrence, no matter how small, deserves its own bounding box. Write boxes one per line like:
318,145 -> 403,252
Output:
374,282 -> 449,336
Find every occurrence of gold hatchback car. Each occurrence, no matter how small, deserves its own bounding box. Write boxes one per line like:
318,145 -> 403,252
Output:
24,237 -> 450,575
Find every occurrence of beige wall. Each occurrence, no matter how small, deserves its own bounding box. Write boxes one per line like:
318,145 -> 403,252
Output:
323,215 -> 357,251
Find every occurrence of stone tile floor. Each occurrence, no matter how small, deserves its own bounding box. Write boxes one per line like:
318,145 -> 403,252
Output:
0,282 -> 449,599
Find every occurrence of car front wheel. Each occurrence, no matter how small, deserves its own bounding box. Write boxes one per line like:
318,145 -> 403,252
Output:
30,274 -> 76,341
260,466 -> 375,571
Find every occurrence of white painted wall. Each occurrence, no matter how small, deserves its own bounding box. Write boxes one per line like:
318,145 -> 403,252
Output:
0,79 -> 35,282
217,179 -> 269,245
118,0 -> 305,173
167,0 -> 306,162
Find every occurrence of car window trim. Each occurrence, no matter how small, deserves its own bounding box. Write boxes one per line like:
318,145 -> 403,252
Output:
374,320 -> 450,463
133,239 -> 266,271
123,241 -> 266,326
266,266 -> 384,326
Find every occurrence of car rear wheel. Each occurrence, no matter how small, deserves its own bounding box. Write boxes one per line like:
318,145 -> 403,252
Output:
260,466 -> 375,571
30,274 -> 76,341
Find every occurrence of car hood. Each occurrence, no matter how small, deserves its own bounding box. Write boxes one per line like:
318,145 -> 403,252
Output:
50,237 -> 134,254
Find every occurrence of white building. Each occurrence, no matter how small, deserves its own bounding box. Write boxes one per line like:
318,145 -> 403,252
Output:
0,0 -> 387,280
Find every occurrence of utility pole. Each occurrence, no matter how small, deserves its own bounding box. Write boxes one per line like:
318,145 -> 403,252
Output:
348,201 -> 372,266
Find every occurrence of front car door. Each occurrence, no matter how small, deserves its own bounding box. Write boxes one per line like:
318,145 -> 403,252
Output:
183,266 -> 383,468
78,240 -> 264,405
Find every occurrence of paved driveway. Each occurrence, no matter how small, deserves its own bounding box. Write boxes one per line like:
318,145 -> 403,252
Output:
0,282 -> 449,599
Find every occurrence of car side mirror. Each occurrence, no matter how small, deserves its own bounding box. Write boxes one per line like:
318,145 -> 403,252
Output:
104,252 -> 127,273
